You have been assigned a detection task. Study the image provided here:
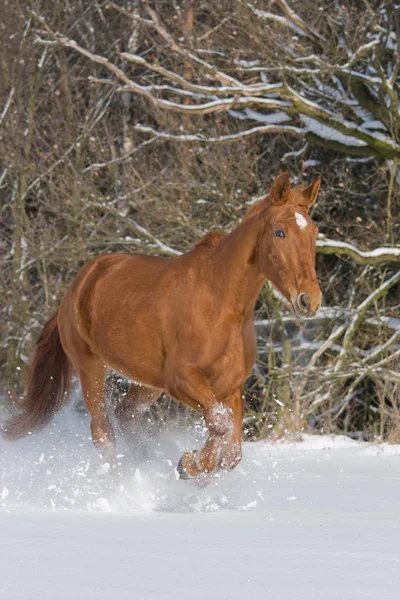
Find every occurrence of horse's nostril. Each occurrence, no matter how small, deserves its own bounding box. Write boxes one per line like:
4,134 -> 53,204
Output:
298,293 -> 309,312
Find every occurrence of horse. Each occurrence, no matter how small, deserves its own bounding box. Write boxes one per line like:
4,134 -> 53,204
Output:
2,172 -> 322,479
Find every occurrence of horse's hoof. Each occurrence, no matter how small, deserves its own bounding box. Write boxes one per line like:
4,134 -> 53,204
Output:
176,456 -> 191,480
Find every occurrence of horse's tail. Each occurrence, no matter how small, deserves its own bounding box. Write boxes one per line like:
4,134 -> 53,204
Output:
2,312 -> 72,440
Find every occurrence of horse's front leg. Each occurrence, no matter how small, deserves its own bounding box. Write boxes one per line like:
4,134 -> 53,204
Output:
176,388 -> 244,479
218,387 -> 245,471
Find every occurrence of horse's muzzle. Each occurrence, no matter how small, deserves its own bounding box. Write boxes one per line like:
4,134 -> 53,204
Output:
291,292 -> 321,319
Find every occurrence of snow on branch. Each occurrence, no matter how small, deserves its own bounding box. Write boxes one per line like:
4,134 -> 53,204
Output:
247,5 -> 305,37
328,342 -> 400,421
316,237 -> 400,265
335,269 -> 400,373
284,85 -> 400,158
35,28 -> 286,116
121,52 -> 283,98
302,269 -> 400,397
134,123 -> 303,144
341,40 -> 380,70
249,1 -> 325,42
32,6 -> 400,159
274,0 -> 325,42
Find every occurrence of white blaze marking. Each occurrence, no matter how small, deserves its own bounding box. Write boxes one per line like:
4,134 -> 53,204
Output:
294,211 -> 308,230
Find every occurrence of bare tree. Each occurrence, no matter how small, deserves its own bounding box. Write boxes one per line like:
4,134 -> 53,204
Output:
1,0 -> 399,439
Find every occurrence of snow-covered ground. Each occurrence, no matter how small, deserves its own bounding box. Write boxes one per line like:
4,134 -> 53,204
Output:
1,404 -> 400,599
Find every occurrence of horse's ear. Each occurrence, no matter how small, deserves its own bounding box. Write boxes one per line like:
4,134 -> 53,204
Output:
270,172 -> 291,206
301,176 -> 321,208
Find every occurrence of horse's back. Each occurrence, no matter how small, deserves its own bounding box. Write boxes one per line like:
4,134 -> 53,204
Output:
70,252 -> 168,299
60,253 -> 165,336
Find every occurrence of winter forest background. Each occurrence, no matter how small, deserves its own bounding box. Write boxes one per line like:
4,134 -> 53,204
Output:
0,0 -> 399,442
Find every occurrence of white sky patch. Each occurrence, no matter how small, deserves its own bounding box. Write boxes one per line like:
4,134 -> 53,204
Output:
294,211 -> 308,230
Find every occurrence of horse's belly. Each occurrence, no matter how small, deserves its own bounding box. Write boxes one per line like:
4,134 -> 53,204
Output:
92,319 -> 165,386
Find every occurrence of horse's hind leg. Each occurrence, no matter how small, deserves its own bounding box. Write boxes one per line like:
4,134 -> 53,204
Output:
76,357 -> 116,463
114,383 -> 161,447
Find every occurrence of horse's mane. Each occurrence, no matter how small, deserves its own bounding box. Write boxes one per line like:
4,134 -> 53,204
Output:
195,229 -> 227,249
240,197 -> 268,224
242,185 -> 307,223
194,185 -> 306,251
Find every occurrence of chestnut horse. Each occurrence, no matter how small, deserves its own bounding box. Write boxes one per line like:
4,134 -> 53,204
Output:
3,173 -> 321,478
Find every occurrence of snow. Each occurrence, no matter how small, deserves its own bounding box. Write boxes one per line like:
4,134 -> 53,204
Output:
242,108 -> 291,124
282,142 -> 308,160
271,287 -> 287,303
135,122 -> 303,145
316,236 -> 400,259
247,6 -> 305,36
1,405 -> 400,599
300,115 -> 368,147
360,119 -> 387,131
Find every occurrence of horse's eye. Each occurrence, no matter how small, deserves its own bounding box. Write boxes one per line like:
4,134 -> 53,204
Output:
274,229 -> 286,239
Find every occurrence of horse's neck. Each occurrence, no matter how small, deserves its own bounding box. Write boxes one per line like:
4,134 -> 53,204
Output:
210,217 -> 266,318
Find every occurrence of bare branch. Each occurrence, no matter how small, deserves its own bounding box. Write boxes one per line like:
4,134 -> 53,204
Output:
140,1 -> 241,87
197,17 -> 230,41
362,329 -> 400,363
19,85 -> 114,201
275,0 -> 326,42
105,1 -> 153,27
0,88 -> 15,127
89,202 -> 181,256
82,137 -> 158,173
335,269 -> 400,372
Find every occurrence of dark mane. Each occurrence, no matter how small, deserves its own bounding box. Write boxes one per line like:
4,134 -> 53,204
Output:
195,230 -> 227,249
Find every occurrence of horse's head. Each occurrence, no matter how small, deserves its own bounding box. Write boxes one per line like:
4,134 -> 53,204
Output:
257,172 -> 322,319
